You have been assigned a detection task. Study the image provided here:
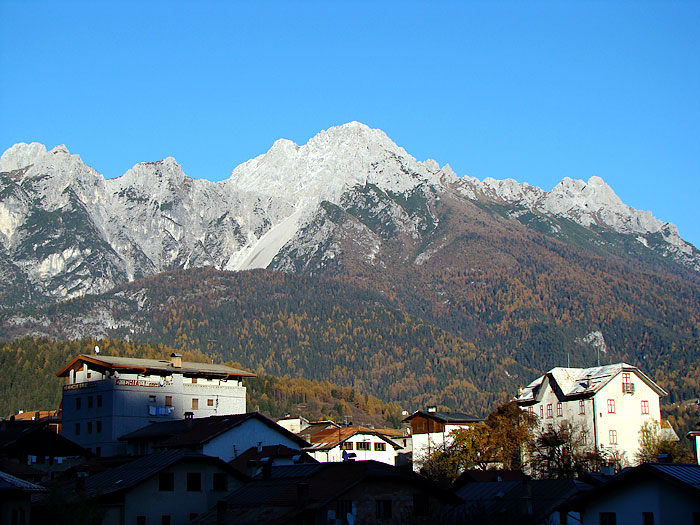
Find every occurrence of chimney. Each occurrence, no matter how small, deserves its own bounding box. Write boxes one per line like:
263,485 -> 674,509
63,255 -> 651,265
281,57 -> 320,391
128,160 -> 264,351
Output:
170,353 -> 182,368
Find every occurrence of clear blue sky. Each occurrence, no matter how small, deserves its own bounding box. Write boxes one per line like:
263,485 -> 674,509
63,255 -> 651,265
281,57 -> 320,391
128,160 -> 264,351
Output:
2,1 -> 699,247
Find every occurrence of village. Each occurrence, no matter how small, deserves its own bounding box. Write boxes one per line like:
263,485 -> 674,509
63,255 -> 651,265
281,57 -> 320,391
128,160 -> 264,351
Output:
1,351 -> 699,525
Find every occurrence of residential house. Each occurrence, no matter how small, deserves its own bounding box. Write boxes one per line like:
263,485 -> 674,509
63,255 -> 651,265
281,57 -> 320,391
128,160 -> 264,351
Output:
42,449 -> 248,525
564,462 -> 700,525
403,408 -> 482,472
119,412 -> 310,462
0,418 -> 92,481
0,470 -> 46,525
304,426 -> 402,466
57,353 -> 255,456
515,363 -> 668,464
192,460 -> 461,524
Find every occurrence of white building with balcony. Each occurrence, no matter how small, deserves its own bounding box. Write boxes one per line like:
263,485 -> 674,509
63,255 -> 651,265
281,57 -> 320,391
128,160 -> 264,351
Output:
57,353 -> 255,457
515,363 -> 669,464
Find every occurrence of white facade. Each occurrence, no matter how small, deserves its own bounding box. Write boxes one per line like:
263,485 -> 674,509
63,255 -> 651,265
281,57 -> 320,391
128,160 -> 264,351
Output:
95,457 -> 242,525
411,423 -> 469,470
58,354 -> 253,456
517,363 -> 667,465
200,417 -> 306,462
306,432 -> 400,466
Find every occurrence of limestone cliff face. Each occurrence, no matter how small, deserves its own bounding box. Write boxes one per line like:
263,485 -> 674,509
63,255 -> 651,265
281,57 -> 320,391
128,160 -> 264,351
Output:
0,122 -> 697,307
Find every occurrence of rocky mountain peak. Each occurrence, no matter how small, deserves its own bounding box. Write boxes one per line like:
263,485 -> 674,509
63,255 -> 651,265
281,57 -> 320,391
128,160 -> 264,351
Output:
0,142 -> 48,172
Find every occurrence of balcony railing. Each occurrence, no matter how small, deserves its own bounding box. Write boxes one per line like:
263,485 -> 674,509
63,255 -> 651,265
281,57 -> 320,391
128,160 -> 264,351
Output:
622,382 -> 635,394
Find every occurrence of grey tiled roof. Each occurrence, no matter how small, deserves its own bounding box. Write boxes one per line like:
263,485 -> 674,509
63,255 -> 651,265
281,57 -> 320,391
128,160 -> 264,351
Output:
0,470 -> 46,492
516,362 -> 666,403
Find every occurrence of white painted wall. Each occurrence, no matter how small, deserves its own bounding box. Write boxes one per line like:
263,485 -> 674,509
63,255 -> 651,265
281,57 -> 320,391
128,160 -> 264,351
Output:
203,418 -> 303,462
307,433 -> 398,466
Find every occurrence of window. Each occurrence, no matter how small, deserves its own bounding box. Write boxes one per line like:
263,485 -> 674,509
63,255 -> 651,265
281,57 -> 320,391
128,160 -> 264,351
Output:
191,377 -> 197,384
622,372 -> 631,384
136,517 -> 146,525
600,512 -> 617,525
161,516 -> 171,525
87,422 -> 93,434
75,397 -> 81,410
607,399 -> 616,413
374,442 -> 386,451
186,472 -> 201,492
88,396 -> 93,409
340,442 -> 353,450
609,430 -> 618,445
539,405 -> 544,418
96,420 -> 102,433
546,404 -> 553,418
641,400 -> 649,415
191,398 -> 199,410
356,442 -> 371,451
213,473 -> 227,491
376,500 -> 392,519
165,396 -> 172,407
413,494 -> 429,516
96,395 -> 102,408
95,447 -> 101,457
557,403 -> 563,417
336,500 -> 353,520
207,398 -> 214,407
149,395 -> 156,403
159,472 -> 174,491
579,400 -> 585,414
75,423 -> 80,436
527,407 -> 534,415
642,512 -> 655,525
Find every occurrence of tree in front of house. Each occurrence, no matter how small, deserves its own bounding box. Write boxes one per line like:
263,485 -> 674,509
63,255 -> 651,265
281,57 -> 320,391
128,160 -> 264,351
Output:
419,401 -> 537,485
635,420 -> 694,464
528,422 -> 606,479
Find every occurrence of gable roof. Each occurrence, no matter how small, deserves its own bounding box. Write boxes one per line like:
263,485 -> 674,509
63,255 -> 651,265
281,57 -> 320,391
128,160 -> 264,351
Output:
57,354 -> 255,379
0,469 -> 46,493
228,445 -> 317,476
83,449 -> 246,496
403,410 -> 482,424
516,363 -> 666,404
119,413 -> 309,449
303,427 -> 401,452
566,462 -> 700,509
0,419 -> 92,458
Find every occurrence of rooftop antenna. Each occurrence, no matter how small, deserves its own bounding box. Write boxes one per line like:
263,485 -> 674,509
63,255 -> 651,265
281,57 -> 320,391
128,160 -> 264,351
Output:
94,345 -> 100,355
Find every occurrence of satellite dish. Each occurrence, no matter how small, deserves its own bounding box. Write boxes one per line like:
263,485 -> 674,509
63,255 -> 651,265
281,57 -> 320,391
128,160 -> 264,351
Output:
94,345 -> 100,355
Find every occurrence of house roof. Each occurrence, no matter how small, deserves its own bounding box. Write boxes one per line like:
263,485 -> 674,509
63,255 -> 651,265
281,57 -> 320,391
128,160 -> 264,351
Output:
0,469 -> 46,493
566,462 -> 700,509
515,363 -> 667,404
455,478 -> 590,525
0,419 -> 92,458
403,410 -> 482,424
57,354 -> 255,379
119,412 -> 310,449
228,445 -> 317,476
303,426 -> 402,452
194,460 -> 460,524
83,449 -> 246,496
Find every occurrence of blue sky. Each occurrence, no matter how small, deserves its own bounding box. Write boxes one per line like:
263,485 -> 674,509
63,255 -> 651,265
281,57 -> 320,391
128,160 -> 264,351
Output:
1,1 -> 699,247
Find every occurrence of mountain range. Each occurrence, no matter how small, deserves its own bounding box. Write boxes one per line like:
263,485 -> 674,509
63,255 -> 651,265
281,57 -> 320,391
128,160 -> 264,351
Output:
1,122 -> 699,416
